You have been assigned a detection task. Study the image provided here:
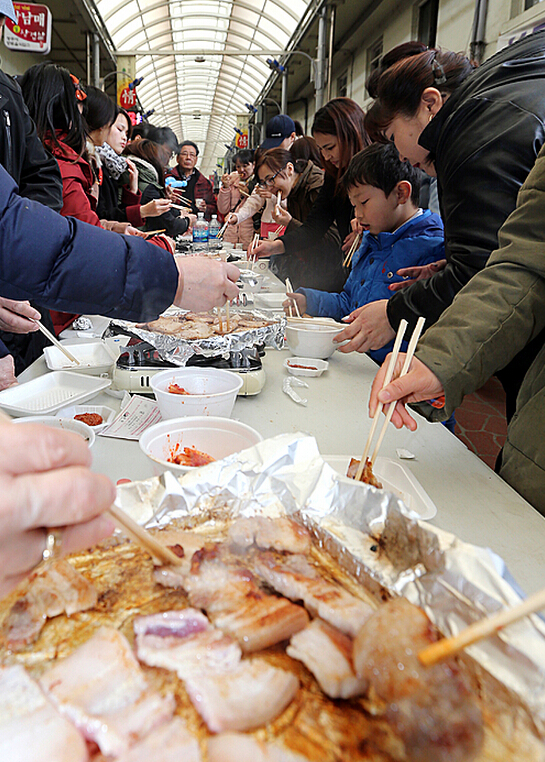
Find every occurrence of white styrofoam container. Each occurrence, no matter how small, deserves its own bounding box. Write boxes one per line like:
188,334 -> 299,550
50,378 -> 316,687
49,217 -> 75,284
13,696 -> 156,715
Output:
43,341 -> 117,375
55,404 -> 116,433
0,372 -> 111,417
151,367 -> 243,419
323,455 -> 437,520
254,293 -> 286,309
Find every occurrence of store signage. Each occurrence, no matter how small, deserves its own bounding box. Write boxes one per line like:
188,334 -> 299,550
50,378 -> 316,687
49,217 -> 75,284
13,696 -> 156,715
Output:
236,114 -> 249,149
116,55 -> 138,112
4,2 -> 52,54
497,17 -> 545,51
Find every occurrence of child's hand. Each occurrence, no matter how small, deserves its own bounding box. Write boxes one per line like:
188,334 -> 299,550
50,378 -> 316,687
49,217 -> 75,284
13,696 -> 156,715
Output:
335,300 -> 395,353
342,230 -> 358,253
350,218 -> 363,235
283,291 -> 307,317
272,206 -> 292,227
389,259 -> 447,291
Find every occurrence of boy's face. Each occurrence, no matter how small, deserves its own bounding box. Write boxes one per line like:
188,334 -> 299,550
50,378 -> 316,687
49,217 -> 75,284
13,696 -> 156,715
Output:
348,182 -> 400,236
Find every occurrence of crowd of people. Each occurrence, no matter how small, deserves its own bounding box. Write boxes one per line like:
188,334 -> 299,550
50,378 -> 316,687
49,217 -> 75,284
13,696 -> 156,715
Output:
1,0 -> 545,590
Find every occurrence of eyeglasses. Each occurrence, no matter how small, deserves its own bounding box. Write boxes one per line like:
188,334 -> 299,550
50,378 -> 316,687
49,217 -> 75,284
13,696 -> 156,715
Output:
69,73 -> 87,102
257,167 -> 285,188
179,151 -> 197,159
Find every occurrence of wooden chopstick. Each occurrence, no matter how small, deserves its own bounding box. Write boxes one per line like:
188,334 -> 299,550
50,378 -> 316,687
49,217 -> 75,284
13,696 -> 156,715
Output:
354,319 -> 408,481
418,586 -> 545,666
369,316 -> 426,466
285,278 -> 301,318
225,300 -> 230,332
218,215 -> 231,239
171,201 -> 193,210
107,502 -> 183,566
143,229 -> 166,237
343,233 -> 361,269
32,319 -> 80,365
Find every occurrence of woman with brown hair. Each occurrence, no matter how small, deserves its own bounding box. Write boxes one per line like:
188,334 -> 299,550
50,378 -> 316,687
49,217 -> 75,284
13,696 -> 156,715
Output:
251,97 -> 369,292
340,35 -> 545,420
253,147 -> 341,289
125,139 -> 195,238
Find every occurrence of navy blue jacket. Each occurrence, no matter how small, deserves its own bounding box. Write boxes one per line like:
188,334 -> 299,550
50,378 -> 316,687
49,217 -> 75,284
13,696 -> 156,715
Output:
300,209 -> 444,363
0,166 -> 178,320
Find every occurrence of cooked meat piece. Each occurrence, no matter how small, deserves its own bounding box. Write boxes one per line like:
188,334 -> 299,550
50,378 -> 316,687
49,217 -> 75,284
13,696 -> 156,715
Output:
254,551 -> 374,638
0,665 -> 88,762
353,598 -> 484,762
115,717 -> 201,762
184,657 -> 298,733
39,626 -> 175,758
287,619 -> 367,699
347,457 -> 383,488
2,559 -> 97,648
208,732 -> 311,761
227,516 -> 311,554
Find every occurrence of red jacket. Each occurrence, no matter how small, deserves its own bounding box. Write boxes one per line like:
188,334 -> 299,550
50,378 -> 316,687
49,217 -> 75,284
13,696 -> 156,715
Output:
46,138 -> 102,227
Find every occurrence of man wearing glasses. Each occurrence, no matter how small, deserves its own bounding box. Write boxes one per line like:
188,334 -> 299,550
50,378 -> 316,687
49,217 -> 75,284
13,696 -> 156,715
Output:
167,140 -> 217,219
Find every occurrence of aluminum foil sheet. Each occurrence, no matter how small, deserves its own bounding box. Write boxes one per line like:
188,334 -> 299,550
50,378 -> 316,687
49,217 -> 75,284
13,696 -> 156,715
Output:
106,310 -> 286,366
116,431 -> 545,732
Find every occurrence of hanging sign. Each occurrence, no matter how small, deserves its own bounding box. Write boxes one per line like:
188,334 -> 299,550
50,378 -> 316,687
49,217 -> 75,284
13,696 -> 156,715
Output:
4,2 -> 52,54
116,55 -> 138,112
235,114 -> 249,149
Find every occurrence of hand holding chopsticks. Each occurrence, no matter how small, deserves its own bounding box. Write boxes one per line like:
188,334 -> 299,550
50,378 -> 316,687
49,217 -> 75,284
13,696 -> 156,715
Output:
107,502 -> 183,567
32,319 -> 80,365
343,233 -> 361,269
285,277 -> 301,318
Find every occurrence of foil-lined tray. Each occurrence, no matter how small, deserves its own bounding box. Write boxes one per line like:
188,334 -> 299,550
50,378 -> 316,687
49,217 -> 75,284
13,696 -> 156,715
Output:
116,431 -> 545,735
105,309 -> 286,366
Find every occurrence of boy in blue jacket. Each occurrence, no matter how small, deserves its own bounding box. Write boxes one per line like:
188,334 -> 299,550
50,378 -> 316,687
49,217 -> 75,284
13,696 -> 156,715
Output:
285,142 -> 444,364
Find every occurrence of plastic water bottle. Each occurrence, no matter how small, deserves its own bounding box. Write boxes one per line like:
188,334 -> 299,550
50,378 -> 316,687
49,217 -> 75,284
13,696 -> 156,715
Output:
192,212 -> 209,253
208,214 -> 221,250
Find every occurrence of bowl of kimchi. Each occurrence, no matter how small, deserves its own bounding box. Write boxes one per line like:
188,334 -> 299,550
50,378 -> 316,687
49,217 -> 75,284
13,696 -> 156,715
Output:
150,367 -> 243,419
139,415 -> 263,475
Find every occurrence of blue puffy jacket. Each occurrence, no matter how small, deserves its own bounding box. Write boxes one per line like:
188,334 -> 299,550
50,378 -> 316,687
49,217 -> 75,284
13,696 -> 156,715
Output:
300,209 -> 444,363
0,165 -> 178,331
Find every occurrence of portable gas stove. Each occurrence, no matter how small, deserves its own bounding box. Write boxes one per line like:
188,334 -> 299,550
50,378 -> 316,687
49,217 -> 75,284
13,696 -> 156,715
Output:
111,340 -> 266,396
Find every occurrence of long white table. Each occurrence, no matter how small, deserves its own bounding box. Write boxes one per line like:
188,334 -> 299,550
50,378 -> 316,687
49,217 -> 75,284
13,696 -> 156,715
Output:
19,339 -> 545,596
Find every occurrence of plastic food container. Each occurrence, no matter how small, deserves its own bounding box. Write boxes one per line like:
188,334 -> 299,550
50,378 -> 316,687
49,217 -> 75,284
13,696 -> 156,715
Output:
43,341 -> 117,375
283,357 -> 329,377
0,372 -> 111,417
12,415 -> 95,447
150,367 -> 243,419
323,455 -> 437,520
55,404 -> 116,433
285,322 -> 340,359
139,416 -> 263,475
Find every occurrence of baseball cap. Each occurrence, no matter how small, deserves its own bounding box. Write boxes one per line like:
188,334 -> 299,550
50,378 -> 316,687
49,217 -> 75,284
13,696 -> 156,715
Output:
260,114 -> 296,150
0,0 -> 17,22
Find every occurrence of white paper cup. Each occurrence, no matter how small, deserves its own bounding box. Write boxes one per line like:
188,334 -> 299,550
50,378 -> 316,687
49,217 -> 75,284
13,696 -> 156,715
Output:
151,367 -> 243,419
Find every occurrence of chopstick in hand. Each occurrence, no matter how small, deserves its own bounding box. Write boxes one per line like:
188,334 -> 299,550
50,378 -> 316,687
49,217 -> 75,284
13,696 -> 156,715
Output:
354,319 -> 408,481
343,233 -> 361,269
107,502 -> 183,566
369,316 -> 426,466
418,585 -> 545,666
285,278 -> 301,318
32,319 -> 80,365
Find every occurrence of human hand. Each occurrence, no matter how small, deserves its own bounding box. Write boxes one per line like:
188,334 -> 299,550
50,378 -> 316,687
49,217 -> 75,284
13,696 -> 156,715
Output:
283,291 -> 306,316
335,300 -> 395,353
123,225 -> 144,236
388,259 -> 447,292
272,206 -> 292,227
165,185 -> 184,202
227,213 -> 238,226
0,422 -> 115,596
0,298 -> 40,333
369,354 -> 444,431
350,218 -> 363,235
125,158 -> 139,194
101,221 -> 136,235
174,258 -> 240,311
195,198 -> 206,212
0,355 -> 17,390
342,230 -> 358,253
140,198 -> 172,218
255,186 -> 273,200
250,239 -> 285,259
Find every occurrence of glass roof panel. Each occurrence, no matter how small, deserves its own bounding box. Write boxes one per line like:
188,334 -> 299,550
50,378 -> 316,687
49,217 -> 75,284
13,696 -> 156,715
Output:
95,0 -> 312,174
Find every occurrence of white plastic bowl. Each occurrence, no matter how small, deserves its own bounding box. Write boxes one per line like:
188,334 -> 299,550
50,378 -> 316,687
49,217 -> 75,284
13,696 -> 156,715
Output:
150,367 -> 243,419
139,416 -> 263,475
283,357 -> 329,377
12,415 -> 95,447
285,322 -> 340,359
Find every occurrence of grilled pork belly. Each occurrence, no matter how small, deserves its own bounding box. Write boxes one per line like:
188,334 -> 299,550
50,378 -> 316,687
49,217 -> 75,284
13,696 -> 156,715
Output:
39,626 -> 175,758
287,618 -> 367,699
254,552 -> 374,638
0,664 -> 88,762
2,559 -> 97,647
227,516 -> 311,554
115,717 -> 201,762
184,657 -> 299,733
183,545 -> 309,652
134,609 -> 242,678
208,732 -> 311,762
353,598 -> 484,762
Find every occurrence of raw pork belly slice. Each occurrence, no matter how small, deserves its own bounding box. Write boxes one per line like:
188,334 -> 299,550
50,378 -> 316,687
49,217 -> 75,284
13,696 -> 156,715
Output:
0,664 -> 88,762
227,516 -> 311,554
39,626 -> 175,758
254,552 -> 373,638
3,559 -> 97,647
208,732 -> 311,762
115,717 -> 201,762
287,618 -> 367,699
134,609 -> 242,678
184,657 -> 299,733
184,545 -> 309,652
353,598 -> 484,762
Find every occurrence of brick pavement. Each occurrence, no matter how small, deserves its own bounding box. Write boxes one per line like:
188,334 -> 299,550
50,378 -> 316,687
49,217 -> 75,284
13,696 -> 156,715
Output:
454,376 -> 508,470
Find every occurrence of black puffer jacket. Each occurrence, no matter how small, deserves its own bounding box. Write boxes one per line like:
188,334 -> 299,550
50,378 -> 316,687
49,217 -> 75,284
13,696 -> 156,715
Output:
387,31 -> 545,333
